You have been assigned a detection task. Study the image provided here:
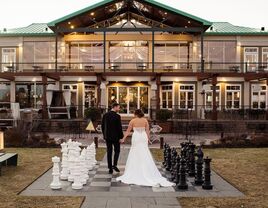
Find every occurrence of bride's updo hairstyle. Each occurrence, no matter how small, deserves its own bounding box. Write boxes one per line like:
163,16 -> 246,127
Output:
134,109 -> 144,118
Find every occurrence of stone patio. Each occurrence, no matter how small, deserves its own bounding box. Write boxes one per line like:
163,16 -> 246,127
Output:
20,148 -> 244,208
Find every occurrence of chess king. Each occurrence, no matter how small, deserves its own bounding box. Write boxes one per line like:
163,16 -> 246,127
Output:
101,103 -> 123,174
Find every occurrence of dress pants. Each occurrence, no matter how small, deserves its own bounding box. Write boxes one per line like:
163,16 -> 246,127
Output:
106,140 -> 120,170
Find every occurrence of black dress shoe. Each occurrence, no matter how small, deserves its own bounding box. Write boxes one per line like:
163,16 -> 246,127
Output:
109,169 -> 113,174
112,166 -> 120,172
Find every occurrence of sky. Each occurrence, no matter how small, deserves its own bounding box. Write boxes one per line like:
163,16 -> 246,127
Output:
0,0 -> 267,29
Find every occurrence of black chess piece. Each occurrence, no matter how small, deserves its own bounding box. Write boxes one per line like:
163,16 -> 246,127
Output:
176,158 -> 188,190
174,155 -> 181,184
194,146 -> 204,185
166,146 -> 172,171
170,148 -> 177,181
202,157 -> 213,190
188,143 -> 196,177
162,143 -> 168,167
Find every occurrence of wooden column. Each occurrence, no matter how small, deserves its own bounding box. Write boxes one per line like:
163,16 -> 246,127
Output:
55,31 -> 58,72
212,75 -> 218,120
266,79 -> 268,120
156,74 -> 161,110
200,31 -> 204,73
42,75 -> 48,119
96,73 -> 102,107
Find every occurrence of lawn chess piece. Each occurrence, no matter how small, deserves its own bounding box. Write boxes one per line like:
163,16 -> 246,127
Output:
163,144 -> 169,168
166,146 -> 172,171
188,143 -> 196,177
60,142 -> 69,180
68,142 -> 76,182
195,146 -> 204,185
72,158 -> 83,190
202,157 -> 213,190
170,148 -> 177,181
162,143 -> 167,167
79,154 -> 88,185
176,158 -> 188,190
85,146 -> 94,171
50,156 -> 61,190
174,155 -> 181,184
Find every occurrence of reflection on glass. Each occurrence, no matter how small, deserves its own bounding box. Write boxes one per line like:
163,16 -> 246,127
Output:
119,87 -> 128,114
129,87 -> 138,114
108,87 -> 117,107
140,87 -> 148,114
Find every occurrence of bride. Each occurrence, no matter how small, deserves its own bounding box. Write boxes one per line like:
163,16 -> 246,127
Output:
116,109 -> 174,187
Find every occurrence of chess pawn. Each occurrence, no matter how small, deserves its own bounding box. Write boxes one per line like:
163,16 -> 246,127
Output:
188,143 -> 196,177
162,143 -> 167,166
174,155 -> 181,184
202,157 -> 213,190
170,148 -> 177,181
50,156 -> 61,190
195,146 -> 204,185
166,147 -> 172,171
176,158 -> 188,190
72,158 -> 83,190
60,143 -> 69,180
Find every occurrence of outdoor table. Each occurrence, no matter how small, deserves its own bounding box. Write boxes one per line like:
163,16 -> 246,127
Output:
5,66 -> 16,73
150,125 -> 163,143
84,65 -> 95,72
0,153 -> 18,176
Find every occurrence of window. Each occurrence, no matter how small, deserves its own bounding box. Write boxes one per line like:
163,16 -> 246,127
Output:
1,48 -> 16,72
16,83 -> 43,109
244,47 -> 258,72
225,85 -> 241,109
107,86 -> 149,115
84,85 -> 96,108
203,85 -> 220,109
179,84 -> 195,109
62,84 -> 78,106
0,84 -> 10,102
262,48 -> 268,68
161,85 -> 173,109
252,84 -> 267,109
155,42 -> 192,69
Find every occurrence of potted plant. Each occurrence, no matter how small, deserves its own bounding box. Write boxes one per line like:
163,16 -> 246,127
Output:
155,109 -> 173,133
84,107 -> 102,127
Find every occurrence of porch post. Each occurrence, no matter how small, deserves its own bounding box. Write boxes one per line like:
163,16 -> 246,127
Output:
200,31 -> 204,73
42,75 -> 48,119
55,31 -> 58,72
266,79 -> 268,120
156,74 -> 161,110
152,31 -> 155,73
103,32 -> 106,72
96,73 -> 102,107
212,75 -> 217,120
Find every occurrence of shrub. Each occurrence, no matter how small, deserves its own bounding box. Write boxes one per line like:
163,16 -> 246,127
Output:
84,107 -> 102,122
156,109 -> 173,122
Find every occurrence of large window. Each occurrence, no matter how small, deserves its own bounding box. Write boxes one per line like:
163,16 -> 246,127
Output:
225,85 -> 241,109
244,47 -> 258,72
179,84 -> 195,109
16,83 -> 43,109
109,41 -> 148,69
198,41 -> 236,70
1,48 -> 16,72
23,42 -> 55,70
0,84 -> 10,102
252,84 -> 267,109
203,85 -> 220,109
161,85 -> 173,109
262,48 -> 268,68
69,42 -> 104,70
84,85 -> 97,108
107,85 -> 149,115
155,42 -> 192,69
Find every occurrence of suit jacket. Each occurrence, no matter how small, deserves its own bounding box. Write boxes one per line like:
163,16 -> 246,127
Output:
101,110 -> 124,142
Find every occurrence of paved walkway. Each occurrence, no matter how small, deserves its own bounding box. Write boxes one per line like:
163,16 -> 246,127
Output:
20,148 -> 243,208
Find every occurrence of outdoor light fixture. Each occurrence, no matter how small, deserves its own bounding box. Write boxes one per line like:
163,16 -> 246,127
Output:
90,12 -> 95,16
70,25 -> 74,29
0,131 -> 4,151
68,22 -> 71,25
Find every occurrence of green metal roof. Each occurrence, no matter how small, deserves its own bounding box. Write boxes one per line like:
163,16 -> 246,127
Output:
205,22 -> 268,35
47,0 -> 212,27
143,0 -> 211,26
0,23 -> 54,37
47,0 -> 114,27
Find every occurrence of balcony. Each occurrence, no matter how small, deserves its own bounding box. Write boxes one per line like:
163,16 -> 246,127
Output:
0,62 -> 268,73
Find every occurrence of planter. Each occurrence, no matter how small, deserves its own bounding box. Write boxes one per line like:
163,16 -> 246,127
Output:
156,121 -> 173,133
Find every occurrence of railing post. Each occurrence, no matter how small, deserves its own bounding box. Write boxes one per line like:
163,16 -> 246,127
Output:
42,75 -> 48,119
55,31 -> 58,72
212,75 -> 218,120
152,31 -> 155,73
200,31 -> 204,72
103,31 -> 106,72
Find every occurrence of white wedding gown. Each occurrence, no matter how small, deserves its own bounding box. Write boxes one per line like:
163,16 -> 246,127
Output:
116,127 -> 174,187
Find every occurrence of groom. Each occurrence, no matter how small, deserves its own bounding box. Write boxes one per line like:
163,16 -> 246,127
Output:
101,103 -> 124,174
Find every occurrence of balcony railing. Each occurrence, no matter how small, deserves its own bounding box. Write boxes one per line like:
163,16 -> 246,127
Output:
0,62 -> 268,73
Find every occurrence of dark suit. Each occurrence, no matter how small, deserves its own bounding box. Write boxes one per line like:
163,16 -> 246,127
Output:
101,110 -> 123,170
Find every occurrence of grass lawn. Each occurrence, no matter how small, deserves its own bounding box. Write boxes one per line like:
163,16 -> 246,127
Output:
151,148 -> 268,208
0,147 -> 106,208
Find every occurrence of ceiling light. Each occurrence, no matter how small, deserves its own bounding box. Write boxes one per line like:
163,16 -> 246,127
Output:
164,12 -> 167,15
188,21 -> 191,24
70,25 -> 74,29
68,22 -> 71,25
90,12 -> 95,16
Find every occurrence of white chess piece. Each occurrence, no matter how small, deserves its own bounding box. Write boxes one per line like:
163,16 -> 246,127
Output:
79,154 -> 88,185
60,142 -> 69,180
50,156 -> 61,190
72,158 -> 83,190
68,142 -> 76,182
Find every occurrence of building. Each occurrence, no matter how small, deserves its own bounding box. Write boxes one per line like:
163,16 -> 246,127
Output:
0,0 -> 267,121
